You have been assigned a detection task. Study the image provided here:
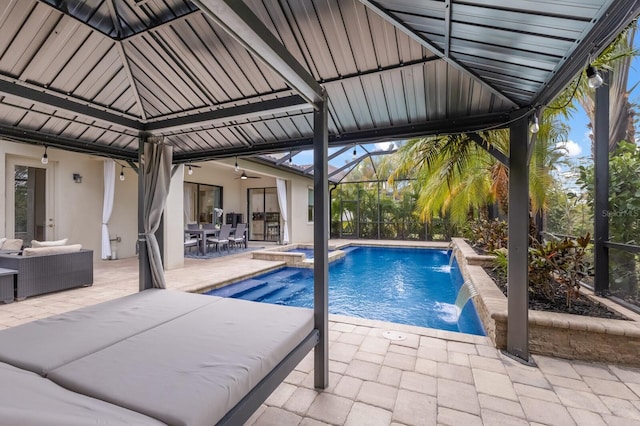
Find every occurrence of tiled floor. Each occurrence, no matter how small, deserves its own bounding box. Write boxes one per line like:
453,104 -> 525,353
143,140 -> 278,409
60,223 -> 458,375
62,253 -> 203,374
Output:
2,243 -> 640,425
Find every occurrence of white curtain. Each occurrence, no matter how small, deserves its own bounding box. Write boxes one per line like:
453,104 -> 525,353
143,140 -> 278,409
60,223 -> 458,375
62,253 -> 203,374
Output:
101,159 -> 116,259
276,178 -> 289,244
144,138 -> 173,289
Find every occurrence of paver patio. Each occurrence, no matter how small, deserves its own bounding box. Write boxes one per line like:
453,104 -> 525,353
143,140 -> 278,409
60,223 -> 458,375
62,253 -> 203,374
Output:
1,242 -> 639,425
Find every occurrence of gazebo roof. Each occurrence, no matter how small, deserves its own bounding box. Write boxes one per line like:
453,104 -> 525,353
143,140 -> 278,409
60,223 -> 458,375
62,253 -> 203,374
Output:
0,0 -> 637,162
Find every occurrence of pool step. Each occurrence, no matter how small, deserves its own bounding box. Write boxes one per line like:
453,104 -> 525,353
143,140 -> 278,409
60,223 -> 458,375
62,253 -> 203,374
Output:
277,283 -> 308,303
214,279 -> 268,298
241,283 -> 289,302
268,269 -> 304,281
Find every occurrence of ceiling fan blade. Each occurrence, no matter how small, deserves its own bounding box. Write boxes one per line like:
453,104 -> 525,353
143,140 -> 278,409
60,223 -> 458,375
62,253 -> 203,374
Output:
235,170 -> 261,179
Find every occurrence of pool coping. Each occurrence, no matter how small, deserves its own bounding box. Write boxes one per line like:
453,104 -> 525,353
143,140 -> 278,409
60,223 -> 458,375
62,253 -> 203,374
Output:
250,244 -> 346,268
452,237 -> 640,367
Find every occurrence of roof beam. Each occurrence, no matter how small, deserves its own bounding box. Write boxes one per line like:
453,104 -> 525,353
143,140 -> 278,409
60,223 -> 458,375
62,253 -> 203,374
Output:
467,132 -> 509,167
0,76 -> 143,131
191,0 -> 323,105
145,95 -> 311,133
360,0 -> 518,108
172,111 -> 510,162
303,145 -> 353,173
328,150 -> 397,179
274,150 -> 301,165
115,42 -> 147,120
0,124 -> 138,160
444,0 -> 451,58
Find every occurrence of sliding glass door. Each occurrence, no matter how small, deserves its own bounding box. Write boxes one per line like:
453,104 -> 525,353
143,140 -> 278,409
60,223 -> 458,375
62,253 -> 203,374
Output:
183,182 -> 222,227
248,187 -> 280,242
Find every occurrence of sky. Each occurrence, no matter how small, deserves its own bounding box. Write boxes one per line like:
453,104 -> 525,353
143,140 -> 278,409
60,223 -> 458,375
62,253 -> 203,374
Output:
558,35 -> 640,168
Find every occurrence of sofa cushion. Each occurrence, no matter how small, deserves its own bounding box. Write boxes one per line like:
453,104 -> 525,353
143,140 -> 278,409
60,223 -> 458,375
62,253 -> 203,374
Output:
0,237 -> 6,248
22,244 -> 82,257
31,238 -> 68,248
1,238 -> 23,251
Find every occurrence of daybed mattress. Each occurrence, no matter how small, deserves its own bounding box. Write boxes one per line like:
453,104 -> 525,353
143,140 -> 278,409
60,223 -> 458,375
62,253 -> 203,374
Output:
0,289 -> 315,426
0,361 -> 164,425
0,289 -> 221,375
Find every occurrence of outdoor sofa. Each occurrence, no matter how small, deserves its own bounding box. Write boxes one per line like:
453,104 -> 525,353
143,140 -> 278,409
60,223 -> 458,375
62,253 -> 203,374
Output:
0,289 -> 318,425
0,247 -> 93,300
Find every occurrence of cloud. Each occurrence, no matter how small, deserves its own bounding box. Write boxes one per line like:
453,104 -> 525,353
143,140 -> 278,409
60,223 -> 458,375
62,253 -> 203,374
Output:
557,139 -> 582,156
374,142 -> 396,151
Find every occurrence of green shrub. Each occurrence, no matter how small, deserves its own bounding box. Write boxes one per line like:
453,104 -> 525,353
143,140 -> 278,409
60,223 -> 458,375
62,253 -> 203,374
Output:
468,218 -> 508,252
528,234 -> 592,307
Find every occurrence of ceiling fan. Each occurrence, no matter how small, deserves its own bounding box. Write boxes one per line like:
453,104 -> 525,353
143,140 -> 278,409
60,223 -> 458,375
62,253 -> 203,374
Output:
236,170 -> 261,180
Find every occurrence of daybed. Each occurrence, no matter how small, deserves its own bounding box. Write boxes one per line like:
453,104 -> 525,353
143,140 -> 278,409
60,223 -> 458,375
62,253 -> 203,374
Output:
0,248 -> 93,299
0,289 -> 318,425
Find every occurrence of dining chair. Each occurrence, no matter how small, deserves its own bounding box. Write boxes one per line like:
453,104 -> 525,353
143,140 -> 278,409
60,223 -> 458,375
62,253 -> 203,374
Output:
206,226 -> 231,252
230,223 -> 247,249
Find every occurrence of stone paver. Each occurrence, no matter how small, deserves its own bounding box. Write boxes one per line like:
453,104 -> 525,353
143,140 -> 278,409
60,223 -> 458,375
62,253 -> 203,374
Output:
344,402 -> 392,426
2,252 -> 640,426
520,396 -> 576,426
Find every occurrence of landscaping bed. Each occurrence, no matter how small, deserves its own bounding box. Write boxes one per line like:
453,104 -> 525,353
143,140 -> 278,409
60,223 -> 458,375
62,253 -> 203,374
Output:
484,266 -> 625,319
452,237 -> 640,367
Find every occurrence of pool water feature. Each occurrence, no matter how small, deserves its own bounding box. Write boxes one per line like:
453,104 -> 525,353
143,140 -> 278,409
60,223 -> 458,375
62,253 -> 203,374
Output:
206,246 -> 485,335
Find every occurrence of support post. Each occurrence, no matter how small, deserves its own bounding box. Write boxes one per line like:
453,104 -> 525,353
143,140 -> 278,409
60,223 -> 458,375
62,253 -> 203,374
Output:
313,91 -> 329,389
138,134 -> 152,291
506,110 -> 530,362
594,71 -> 610,295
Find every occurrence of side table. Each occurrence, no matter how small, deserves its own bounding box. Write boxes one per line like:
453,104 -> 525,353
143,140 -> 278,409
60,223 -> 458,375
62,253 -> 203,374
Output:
0,268 -> 17,304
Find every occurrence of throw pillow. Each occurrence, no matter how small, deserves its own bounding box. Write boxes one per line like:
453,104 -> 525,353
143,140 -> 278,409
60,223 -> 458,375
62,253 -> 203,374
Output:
0,237 -> 6,248
1,239 -> 23,251
31,238 -> 69,248
22,244 -> 82,257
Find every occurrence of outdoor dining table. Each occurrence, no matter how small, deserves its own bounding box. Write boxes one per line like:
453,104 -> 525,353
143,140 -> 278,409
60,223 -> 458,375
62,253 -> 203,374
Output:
184,227 -> 237,256
185,228 -> 217,256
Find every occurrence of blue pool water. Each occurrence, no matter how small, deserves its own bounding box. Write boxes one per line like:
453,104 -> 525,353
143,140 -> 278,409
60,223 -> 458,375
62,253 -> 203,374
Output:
206,246 -> 485,335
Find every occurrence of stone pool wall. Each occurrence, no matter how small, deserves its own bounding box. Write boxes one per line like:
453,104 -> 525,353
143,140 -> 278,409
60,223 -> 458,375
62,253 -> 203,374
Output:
452,237 -> 640,367
251,244 -> 345,268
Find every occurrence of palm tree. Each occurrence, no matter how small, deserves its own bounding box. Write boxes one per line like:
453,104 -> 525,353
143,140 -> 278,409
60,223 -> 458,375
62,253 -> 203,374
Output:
385,22 -> 636,232
387,116 -> 568,230
387,134 -> 499,227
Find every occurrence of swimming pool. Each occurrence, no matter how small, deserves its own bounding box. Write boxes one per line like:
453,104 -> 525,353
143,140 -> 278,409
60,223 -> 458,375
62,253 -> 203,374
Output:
206,246 -> 485,335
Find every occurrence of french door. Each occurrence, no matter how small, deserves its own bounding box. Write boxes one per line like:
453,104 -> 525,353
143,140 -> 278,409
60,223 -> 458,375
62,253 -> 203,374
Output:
5,158 -> 54,242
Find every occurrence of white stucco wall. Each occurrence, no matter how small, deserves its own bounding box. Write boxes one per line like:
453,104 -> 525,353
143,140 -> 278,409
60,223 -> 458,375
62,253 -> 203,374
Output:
290,179 -> 314,243
164,164 -> 185,270
184,160 -> 315,243
1,140 -> 138,262
1,141 -> 318,263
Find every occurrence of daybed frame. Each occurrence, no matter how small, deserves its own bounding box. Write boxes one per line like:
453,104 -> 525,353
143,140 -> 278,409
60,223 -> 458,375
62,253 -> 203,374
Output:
0,289 -> 320,425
